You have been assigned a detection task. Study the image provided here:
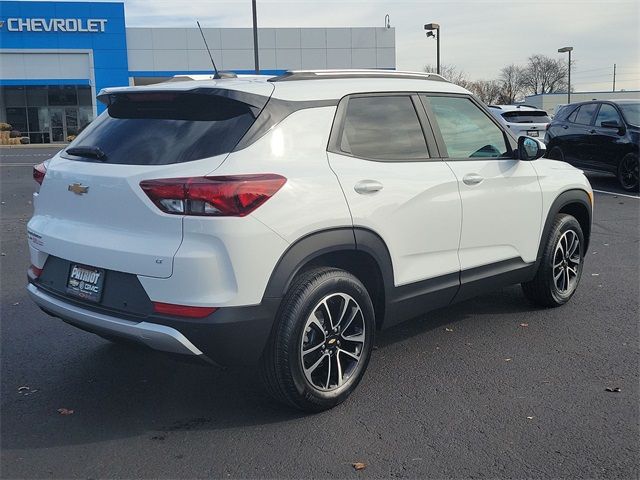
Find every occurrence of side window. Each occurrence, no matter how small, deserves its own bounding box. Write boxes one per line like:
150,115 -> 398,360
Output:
575,103 -> 598,125
567,107 -> 579,123
339,96 -> 429,160
421,95 -> 509,159
595,104 -> 621,126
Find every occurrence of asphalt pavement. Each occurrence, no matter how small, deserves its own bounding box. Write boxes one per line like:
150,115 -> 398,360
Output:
1,147 -> 638,479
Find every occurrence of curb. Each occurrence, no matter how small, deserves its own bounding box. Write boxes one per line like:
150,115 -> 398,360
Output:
0,144 -> 68,149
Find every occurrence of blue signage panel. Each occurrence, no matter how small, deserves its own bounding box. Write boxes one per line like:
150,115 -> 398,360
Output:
0,1 -> 129,112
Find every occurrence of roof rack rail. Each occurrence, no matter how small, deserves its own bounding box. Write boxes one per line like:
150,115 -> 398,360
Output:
268,69 -> 450,83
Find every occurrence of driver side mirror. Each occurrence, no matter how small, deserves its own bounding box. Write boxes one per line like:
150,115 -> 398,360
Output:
518,136 -> 546,161
600,120 -> 625,134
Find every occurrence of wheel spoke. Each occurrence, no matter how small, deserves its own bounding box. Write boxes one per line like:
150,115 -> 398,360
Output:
339,305 -> 360,334
308,316 -> 327,337
338,348 -> 360,362
325,353 -> 332,389
342,331 -> 365,344
335,351 -> 344,387
305,352 -> 328,376
336,296 -> 350,329
322,299 -> 334,329
302,341 -> 324,356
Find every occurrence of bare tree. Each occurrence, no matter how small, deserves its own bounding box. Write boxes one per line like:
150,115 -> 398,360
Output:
423,64 -> 470,88
521,54 -> 568,95
499,64 -> 525,103
467,80 -> 503,105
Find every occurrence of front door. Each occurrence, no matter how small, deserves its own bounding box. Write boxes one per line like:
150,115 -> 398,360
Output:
327,93 -> 462,293
421,94 -> 542,275
49,107 -> 79,143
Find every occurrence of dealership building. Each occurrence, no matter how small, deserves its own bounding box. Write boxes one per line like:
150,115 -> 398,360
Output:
0,1 -> 396,144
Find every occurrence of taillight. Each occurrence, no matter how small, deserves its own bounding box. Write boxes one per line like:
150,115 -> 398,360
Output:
153,302 -> 217,318
140,174 -> 286,217
28,264 -> 43,278
33,162 -> 47,185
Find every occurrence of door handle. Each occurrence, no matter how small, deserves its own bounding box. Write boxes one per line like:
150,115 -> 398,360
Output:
462,173 -> 484,186
354,179 -> 383,194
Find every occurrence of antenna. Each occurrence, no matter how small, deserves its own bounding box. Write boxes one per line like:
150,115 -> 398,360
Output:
197,21 -> 220,79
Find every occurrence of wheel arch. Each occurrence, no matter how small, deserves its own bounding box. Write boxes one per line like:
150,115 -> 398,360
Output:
537,189 -> 592,265
262,227 -> 394,329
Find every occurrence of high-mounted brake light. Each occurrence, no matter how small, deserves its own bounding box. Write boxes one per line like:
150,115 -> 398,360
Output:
33,162 -> 47,185
153,302 -> 217,318
140,174 -> 287,217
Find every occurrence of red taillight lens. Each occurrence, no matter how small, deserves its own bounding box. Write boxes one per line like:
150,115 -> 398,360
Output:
28,264 -> 43,278
153,302 -> 217,318
140,174 -> 286,217
33,162 -> 47,185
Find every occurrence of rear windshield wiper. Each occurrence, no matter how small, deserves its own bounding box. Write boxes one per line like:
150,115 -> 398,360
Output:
66,146 -> 107,161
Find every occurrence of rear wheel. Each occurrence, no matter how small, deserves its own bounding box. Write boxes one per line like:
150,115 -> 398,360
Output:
260,267 -> 375,412
522,214 -> 584,307
617,153 -> 639,192
548,146 -> 565,161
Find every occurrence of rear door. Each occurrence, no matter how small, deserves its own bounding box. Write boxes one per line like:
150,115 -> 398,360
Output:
326,93 -> 462,295
420,94 -> 542,278
563,103 -> 598,165
28,89 -> 269,278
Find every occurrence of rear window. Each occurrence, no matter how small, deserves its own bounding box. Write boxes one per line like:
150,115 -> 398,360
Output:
62,92 -> 258,165
501,111 -> 551,124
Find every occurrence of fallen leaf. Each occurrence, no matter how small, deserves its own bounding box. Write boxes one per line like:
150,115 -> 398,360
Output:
591,273 -> 600,276
526,416 -> 534,420
504,358 -> 512,362
519,323 -> 529,327
604,243 -> 609,246
445,327 -> 454,332
12,302 -> 19,306
605,387 -> 621,393
17,386 -> 30,393
57,408 -> 74,415
353,462 -> 366,471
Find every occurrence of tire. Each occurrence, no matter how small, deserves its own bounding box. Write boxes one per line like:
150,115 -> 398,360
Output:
260,267 -> 375,412
522,214 -> 585,307
548,146 -> 564,161
617,153 -> 639,192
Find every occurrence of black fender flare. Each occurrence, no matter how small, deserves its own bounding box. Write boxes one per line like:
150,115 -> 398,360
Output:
262,227 -> 395,301
535,189 -> 592,268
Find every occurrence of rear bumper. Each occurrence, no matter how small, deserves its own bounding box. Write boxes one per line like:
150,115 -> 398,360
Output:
27,283 -> 210,361
27,282 -> 280,366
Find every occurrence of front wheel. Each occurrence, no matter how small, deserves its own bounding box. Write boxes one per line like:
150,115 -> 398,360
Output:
617,153 -> 639,192
260,267 -> 375,412
522,214 -> 585,307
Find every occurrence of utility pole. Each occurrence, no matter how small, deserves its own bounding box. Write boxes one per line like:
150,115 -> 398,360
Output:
558,46 -> 573,104
424,23 -> 440,75
613,63 -> 616,92
252,0 -> 259,74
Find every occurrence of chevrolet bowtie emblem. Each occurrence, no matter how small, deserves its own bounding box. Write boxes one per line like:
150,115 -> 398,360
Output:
68,183 -> 89,195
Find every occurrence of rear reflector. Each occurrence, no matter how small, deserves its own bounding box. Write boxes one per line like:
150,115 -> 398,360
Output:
28,264 -> 43,278
33,162 -> 47,185
153,302 -> 217,318
140,174 -> 286,217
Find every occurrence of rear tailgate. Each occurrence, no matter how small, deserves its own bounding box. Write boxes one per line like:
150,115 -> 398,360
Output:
28,83 -> 273,279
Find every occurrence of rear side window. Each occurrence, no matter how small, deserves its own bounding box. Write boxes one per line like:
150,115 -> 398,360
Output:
422,95 -> 509,159
574,104 -> 598,125
339,96 -> 429,160
501,111 -> 551,124
63,92 -> 257,165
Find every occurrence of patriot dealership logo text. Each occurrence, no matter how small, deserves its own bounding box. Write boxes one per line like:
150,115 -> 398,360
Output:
2,18 -> 108,33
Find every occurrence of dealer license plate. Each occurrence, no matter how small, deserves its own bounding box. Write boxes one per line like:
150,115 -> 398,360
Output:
66,264 -> 105,302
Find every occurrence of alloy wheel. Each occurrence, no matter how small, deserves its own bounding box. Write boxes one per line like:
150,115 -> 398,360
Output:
300,293 -> 365,391
552,229 -> 581,294
619,156 -> 639,190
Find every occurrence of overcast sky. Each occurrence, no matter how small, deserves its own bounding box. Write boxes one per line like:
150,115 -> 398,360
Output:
57,0 -> 640,91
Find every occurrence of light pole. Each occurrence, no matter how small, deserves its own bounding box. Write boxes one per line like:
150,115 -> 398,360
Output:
424,23 -> 440,75
558,46 -> 573,104
252,0 -> 259,74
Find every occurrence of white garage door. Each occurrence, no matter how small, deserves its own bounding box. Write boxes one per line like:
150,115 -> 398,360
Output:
0,51 -> 91,80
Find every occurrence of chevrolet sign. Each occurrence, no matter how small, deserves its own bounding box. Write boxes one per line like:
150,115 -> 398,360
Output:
2,18 -> 108,33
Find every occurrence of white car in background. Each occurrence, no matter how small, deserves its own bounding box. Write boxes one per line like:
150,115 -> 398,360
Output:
488,104 -> 551,139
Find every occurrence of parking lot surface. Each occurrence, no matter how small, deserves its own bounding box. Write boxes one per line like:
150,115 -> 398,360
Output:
1,147 -> 638,479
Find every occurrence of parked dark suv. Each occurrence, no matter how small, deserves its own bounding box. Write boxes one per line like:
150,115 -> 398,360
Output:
545,100 -> 639,191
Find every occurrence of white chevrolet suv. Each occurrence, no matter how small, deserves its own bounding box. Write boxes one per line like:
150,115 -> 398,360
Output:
27,70 -> 593,412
